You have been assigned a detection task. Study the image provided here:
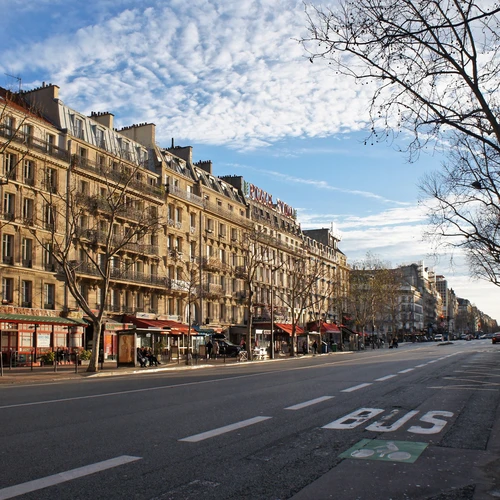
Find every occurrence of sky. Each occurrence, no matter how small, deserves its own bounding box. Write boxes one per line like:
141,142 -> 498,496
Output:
1,0 -> 499,322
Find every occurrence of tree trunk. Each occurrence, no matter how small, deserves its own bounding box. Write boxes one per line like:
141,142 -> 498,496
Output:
87,320 -> 102,372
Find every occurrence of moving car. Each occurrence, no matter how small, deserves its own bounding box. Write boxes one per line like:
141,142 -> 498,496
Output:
434,334 -> 444,342
492,333 -> 500,344
214,339 -> 242,357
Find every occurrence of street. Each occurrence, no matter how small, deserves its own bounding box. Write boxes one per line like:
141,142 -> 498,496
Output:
1,341 -> 500,500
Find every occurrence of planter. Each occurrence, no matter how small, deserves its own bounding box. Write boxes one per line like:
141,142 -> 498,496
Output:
79,360 -> 90,366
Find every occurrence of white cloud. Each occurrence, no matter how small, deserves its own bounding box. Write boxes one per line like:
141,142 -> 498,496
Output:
0,1 -> 376,150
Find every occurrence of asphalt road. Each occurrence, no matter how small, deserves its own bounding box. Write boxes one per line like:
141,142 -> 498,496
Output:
1,340 -> 500,500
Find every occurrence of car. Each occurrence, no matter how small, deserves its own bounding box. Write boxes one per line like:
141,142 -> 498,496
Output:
434,334 -> 444,342
213,339 -> 242,357
492,333 -> 500,344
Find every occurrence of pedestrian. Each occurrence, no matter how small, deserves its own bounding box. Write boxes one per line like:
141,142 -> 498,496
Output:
213,340 -> 220,359
312,340 -> 318,355
302,341 -> 307,355
206,340 -> 213,359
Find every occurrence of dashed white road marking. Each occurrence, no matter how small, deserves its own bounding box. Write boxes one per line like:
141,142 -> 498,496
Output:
341,383 -> 372,393
415,364 -> 427,368
285,396 -> 334,410
0,455 -> 141,500
398,368 -> 415,374
179,416 -> 272,442
375,374 -> 397,382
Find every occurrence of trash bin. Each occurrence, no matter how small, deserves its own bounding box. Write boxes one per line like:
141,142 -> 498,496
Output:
321,342 -> 328,353
331,343 -> 337,352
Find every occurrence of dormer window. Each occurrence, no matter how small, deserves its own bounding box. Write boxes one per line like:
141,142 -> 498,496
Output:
95,128 -> 105,149
74,117 -> 84,139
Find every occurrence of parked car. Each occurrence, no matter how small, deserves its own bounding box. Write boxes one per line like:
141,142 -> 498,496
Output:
434,334 -> 444,342
492,333 -> 500,344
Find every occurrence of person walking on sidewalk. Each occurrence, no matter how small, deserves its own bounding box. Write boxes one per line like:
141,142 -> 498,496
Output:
213,340 -> 220,359
206,340 -> 213,359
312,340 -> 318,355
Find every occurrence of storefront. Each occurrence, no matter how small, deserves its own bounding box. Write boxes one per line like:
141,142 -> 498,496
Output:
123,314 -> 193,360
0,309 -> 87,366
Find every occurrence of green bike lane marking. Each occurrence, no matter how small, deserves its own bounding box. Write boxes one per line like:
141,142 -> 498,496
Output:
339,439 -> 428,463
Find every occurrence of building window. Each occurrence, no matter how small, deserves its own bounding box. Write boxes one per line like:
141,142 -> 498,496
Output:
43,203 -> 56,230
1,277 -> 13,303
74,117 -> 84,139
22,198 -> 34,225
44,168 -> 57,193
44,283 -> 55,309
5,116 -> 15,136
23,160 -> 35,185
21,238 -> 33,268
175,207 -> 182,223
2,234 -> 14,264
21,280 -> 32,307
95,128 -> 105,149
46,134 -> 55,153
3,153 -> 17,181
2,192 -> 15,220
44,243 -> 54,271
22,124 -> 34,144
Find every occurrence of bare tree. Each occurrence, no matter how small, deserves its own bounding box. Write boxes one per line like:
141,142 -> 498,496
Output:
422,134 -> 500,285
27,156 -> 162,372
169,252 -> 203,361
376,267 -> 405,342
280,251 -> 330,356
348,254 -> 389,343
302,1 -> 500,284
234,226 -> 275,360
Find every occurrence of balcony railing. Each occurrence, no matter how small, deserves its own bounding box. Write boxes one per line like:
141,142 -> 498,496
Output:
71,155 -> 163,199
0,126 -> 70,162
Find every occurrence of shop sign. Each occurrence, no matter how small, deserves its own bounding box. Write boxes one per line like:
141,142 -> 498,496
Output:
136,312 -> 156,319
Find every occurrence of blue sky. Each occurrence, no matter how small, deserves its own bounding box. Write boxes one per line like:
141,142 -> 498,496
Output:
2,0 -> 499,321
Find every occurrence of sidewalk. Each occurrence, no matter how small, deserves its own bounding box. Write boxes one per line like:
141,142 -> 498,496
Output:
0,351 -> 354,385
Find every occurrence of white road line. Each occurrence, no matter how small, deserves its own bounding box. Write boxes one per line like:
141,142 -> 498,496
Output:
179,416 -> 272,442
398,368 -> 415,373
427,360 -> 438,364
341,383 -> 372,393
375,374 -> 397,382
415,364 -> 427,368
285,396 -> 334,410
0,455 -> 141,500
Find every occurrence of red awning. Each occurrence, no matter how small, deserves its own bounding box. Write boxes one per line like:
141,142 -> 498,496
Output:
275,323 -> 304,335
126,317 -> 191,335
321,323 -> 341,334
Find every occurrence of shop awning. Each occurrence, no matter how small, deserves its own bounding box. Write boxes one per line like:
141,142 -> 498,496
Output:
275,323 -> 304,335
125,317 -> 191,335
0,313 -> 87,326
322,323 -> 341,334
